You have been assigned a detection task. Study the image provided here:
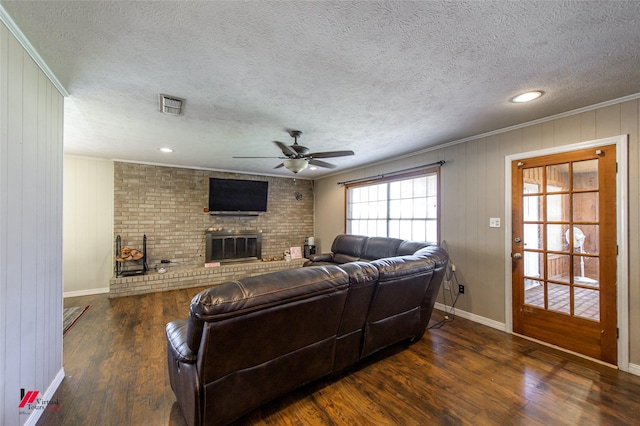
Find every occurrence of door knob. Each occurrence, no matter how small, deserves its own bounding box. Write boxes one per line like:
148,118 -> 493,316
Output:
513,253 -> 522,260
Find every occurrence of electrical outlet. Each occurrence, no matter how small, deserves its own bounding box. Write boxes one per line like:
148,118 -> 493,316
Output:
450,264 -> 456,272
443,281 -> 451,290
458,284 -> 465,294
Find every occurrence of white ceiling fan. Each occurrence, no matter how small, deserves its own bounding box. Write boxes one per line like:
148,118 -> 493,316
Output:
234,130 -> 355,173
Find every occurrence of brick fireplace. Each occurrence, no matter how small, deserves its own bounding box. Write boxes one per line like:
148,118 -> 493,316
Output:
205,229 -> 262,263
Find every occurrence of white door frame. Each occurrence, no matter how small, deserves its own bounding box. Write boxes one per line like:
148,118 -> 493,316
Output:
503,135 -> 629,371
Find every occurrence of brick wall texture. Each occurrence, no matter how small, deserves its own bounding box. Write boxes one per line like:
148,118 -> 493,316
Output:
114,162 -> 314,270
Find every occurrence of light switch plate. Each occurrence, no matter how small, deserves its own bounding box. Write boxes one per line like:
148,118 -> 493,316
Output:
489,217 -> 501,228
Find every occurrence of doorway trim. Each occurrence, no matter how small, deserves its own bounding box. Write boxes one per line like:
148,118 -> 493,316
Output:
503,135 -> 629,371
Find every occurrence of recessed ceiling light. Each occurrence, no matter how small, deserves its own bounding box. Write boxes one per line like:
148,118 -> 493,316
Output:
309,166 -> 318,171
511,91 -> 544,103
159,147 -> 174,153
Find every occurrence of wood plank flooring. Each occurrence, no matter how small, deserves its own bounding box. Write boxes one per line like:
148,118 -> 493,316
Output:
38,287 -> 640,425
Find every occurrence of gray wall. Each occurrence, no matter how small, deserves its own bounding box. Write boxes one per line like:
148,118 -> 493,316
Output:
0,22 -> 64,425
314,98 -> 640,366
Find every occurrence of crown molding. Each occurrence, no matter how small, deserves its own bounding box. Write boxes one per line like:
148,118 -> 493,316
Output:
321,92 -> 640,180
0,4 -> 69,97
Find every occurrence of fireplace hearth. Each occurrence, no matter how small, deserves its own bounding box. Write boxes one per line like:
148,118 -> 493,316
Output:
205,229 -> 262,263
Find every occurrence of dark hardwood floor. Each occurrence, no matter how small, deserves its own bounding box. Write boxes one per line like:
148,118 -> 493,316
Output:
38,287 -> 640,425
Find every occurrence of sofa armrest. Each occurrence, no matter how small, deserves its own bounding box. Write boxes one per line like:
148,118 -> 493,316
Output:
166,319 -> 197,364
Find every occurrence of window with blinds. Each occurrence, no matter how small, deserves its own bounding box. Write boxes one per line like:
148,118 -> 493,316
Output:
345,168 -> 440,243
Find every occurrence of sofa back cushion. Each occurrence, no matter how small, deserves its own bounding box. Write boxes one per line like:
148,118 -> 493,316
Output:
333,261 -> 379,372
190,265 -> 349,379
331,234 -> 368,263
397,240 -> 431,256
361,237 -> 403,260
191,265 -> 350,424
362,255 -> 435,358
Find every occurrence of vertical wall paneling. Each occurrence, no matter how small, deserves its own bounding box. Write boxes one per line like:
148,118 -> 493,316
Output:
621,100 -> 639,363
0,22 -> 64,426
314,97 -> 640,368
63,156 -> 114,295
0,22 -> 8,424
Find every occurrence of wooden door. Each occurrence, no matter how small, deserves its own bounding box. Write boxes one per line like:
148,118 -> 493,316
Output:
511,146 -> 617,364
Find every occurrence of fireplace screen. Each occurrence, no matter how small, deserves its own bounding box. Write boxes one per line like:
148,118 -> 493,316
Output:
206,229 -> 262,263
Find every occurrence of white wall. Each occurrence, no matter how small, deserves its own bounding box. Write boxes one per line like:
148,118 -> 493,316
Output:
63,156 -> 114,296
0,22 -> 64,425
315,97 -> 640,365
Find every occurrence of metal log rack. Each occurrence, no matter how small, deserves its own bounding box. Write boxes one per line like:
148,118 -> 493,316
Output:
115,234 -> 148,277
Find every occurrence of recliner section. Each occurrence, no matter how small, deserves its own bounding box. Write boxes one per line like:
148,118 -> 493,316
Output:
166,235 -> 448,426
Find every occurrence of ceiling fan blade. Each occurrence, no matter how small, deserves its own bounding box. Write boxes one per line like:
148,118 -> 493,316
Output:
308,150 -> 355,159
233,156 -> 283,159
274,163 -> 285,169
309,159 -> 336,169
274,141 -> 297,157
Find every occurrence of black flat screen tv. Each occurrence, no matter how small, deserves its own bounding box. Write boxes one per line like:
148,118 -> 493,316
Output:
208,178 -> 268,213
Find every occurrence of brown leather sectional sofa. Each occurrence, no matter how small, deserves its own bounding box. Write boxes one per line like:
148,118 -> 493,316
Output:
166,235 -> 448,426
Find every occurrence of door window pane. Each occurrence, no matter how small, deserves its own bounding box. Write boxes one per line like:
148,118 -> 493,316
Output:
524,280 -> 544,308
573,192 -> 599,222
574,287 -> 600,321
524,251 -> 543,279
523,195 -> 542,221
548,254 -> 570,283
547,224 -> 567,252
573,256 -> 599,287
547,164 -> 569,191
523,224 -> 543,250
523,167 -> 543,191
574,224 -> 599,255
546,193 -> 570,222
573,160 -> 598,191
547,283 -> 570,314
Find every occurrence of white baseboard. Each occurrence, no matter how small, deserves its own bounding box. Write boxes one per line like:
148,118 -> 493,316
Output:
64,287 -> 109,298
24,367 -> 65,426
628,363 -> 640,376
433,303 -> 640,377
434,302 -> 506,331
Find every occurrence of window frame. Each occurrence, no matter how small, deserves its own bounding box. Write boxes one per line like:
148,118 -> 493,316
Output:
344,167 -> 441,243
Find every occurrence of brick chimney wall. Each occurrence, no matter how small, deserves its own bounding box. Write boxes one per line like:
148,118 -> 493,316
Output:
114,162 -> 314,269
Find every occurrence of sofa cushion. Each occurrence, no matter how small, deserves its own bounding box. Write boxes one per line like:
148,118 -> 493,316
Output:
166,319 -> 197,363
331,234 -> 368,259
190,265 -> 348,319
362,255 -> 436,357
361,237 -> 403,260
337,262 -> 379,333
397,240 -> 431,256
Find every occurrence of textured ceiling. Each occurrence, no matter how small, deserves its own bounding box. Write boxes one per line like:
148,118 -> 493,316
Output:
2,1 -> 640,178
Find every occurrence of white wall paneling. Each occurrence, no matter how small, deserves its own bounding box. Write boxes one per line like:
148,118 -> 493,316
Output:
1,22 -> 64,426
63,156 -> 114,296
315,97 -> 640,369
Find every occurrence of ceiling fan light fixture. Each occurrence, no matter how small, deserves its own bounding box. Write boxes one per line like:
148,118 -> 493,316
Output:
159,94 -> 185,115
284,158 -> 309,173
511,91 -> 544,103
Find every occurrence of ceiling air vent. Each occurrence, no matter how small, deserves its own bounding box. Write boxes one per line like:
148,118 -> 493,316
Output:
159,94 -> 185,115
